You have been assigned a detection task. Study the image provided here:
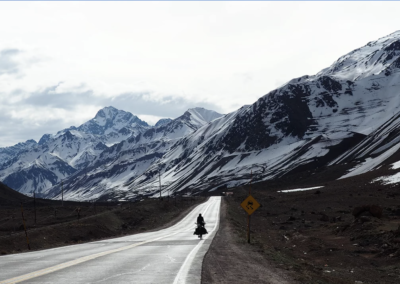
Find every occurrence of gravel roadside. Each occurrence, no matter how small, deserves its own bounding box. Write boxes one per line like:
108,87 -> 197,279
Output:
202,197 -> 297,284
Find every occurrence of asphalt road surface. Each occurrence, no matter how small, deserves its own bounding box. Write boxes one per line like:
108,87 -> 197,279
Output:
0,197 -> 221,284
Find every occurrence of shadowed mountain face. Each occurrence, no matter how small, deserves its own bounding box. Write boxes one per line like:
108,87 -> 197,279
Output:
5,31 -> 400,201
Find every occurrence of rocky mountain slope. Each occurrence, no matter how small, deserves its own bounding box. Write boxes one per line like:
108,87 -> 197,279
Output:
0,139 -> 37,164
100,30 -> 400,200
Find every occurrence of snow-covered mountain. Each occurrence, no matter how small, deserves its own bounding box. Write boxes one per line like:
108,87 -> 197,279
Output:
0,139 -> 37,164
77,30 -> 400,200
6,31 -> 400,201
43,107 -> 224,200
59,106 -> 150,146
0,107 -> 151,195
0,106 -> 222,197
155,118 -> 172,127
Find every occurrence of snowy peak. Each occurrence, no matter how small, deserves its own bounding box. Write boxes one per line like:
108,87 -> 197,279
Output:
319,30 -> 400,81
93,106 -> 136,127
38,134 -> 53,145
188,107 -> 223,122
94,106 -> 119,123
179,107 -> 223,128
155,118 -> 173,127
77,106 -> 149,136
136,108 -> 221,144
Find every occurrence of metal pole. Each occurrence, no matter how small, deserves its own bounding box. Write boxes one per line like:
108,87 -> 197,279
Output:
62,181 -> 64,207
34,191 -> 36,225
247,215 -> 250,244
159,171 -> 161,199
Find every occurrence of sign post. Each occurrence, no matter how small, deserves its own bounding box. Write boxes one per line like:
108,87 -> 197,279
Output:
240,172 -> 260,244
240,195 -> 260,243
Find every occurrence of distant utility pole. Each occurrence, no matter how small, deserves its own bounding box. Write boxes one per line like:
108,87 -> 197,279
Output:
159,171 -> 161,199
62,181 -> 64,207
34,191 -> 37,224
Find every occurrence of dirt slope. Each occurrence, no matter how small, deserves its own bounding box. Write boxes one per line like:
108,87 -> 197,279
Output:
0,182 -> 31,206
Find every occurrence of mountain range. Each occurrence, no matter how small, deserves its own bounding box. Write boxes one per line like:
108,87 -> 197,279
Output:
0,106 -> 223,199
3,31 -> 400,201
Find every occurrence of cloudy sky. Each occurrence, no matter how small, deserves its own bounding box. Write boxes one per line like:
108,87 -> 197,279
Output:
0,2 -> 399,147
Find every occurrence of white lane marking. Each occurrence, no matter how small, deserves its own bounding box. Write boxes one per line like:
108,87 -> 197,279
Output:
172,197 -> 220,284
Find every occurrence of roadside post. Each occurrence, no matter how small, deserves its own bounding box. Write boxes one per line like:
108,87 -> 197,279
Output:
61,181 -> 64,207
159,170 -> 162,200
240,195 -> 260,243
34,191 -> 37,224
240,173 -> 260,243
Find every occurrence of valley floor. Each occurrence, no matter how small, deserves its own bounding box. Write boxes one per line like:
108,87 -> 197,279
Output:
0,197 -> 205,255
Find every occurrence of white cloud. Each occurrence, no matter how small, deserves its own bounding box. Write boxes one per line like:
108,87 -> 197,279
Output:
0,2 -> 400,146
137,115 -> 169,126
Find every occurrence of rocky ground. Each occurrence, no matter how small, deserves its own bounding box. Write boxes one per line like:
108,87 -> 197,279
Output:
202,166 -> 400,284
202,197 -> 298,284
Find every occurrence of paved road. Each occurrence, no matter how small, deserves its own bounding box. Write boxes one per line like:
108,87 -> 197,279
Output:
0,197 -> 221,284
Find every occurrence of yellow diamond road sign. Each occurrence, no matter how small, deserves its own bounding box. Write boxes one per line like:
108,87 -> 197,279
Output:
240,195 -> 260,215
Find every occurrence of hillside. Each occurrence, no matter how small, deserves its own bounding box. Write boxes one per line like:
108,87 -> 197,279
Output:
0,182 -> 30,206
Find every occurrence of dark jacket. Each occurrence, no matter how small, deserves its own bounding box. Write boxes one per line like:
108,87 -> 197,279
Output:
197,215 -> 204,225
